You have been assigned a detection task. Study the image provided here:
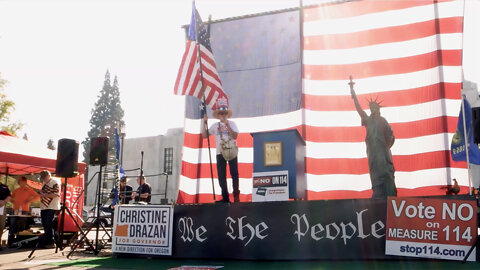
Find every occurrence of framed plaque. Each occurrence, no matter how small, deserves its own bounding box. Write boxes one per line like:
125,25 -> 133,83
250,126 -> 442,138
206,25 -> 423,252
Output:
264,141 -> 282,166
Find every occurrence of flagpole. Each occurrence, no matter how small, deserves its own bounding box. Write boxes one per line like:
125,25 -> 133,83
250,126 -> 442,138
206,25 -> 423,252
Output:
459,2 -> 472,195
460,93 -> 473,195
299,0 -> 306,140
195,11 -> 216,201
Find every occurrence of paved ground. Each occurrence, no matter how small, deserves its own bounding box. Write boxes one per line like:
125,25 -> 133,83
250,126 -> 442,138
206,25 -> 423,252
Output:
0,245 -> 99,270
0,225 -> 113,270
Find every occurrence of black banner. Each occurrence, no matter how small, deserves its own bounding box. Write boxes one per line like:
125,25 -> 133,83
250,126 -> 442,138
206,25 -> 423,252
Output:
172,199 -> 390,260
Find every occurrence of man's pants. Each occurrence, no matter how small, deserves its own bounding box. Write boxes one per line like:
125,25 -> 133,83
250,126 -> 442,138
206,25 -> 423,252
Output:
40,209 -> 56,245
216,154 -> 239,202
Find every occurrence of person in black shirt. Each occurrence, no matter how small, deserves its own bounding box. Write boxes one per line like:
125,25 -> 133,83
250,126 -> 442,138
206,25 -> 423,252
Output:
132,176 -> 151,203
0,181 -> 11,250
110,176 -> 133,205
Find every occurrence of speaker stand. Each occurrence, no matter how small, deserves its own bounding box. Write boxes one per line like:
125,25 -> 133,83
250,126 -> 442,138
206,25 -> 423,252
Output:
67,165 -> 106,257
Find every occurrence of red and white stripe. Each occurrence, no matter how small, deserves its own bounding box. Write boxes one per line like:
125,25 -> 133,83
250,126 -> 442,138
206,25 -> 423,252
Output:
41,183 -> 58,208
174,40 -> 226,108
176,0 -> 465,204
303,0 -> 465,200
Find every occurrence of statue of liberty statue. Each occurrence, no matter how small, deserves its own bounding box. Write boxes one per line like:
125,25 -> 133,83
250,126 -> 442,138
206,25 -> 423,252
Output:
349,76 -> 397,198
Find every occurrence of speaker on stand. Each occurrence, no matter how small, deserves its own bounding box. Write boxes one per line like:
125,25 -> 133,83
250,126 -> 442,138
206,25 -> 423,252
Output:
90,136 -> 109,166
68,137 -> 109,257
56,138 -> 79,178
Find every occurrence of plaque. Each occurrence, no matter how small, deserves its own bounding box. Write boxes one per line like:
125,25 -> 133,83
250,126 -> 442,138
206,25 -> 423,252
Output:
264,141 -> 282,166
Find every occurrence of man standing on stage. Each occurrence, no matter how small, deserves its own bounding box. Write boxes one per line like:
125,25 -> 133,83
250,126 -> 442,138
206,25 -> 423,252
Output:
38,170 -> 60,248
349,77 -> 397,198
133,176 -> 151,203
202,97 -> 240,203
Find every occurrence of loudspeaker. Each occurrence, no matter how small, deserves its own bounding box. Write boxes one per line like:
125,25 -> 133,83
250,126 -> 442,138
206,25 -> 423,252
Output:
90,137 -> 109,166
473,107 -> 480,144
56,138 -> 79,178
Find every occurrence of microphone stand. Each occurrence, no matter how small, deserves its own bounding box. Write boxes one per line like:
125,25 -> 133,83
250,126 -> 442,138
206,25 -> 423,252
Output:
140,151 -> 144,179
135,151 -> 146,203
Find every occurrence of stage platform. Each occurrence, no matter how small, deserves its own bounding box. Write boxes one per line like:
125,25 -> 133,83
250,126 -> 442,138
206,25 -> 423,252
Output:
112,195 -> 479,261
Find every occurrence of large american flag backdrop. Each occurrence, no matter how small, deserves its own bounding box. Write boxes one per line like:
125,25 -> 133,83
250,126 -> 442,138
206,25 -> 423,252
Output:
177,0 -> 465,204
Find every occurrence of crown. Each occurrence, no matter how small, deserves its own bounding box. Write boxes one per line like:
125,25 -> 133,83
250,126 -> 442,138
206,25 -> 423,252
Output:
367,96 -> 382,108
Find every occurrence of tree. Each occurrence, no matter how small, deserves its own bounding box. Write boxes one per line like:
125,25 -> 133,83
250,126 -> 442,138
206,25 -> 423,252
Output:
0,73 -> 23,135
47,138 -> 56,150
23,133 -> 28,140
82,70 -> 125,164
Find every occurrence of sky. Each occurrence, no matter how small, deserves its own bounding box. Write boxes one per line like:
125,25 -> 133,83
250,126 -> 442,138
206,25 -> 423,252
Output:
0,0 -> 479,155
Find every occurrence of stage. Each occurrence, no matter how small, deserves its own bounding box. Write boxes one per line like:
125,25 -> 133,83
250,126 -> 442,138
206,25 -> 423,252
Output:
112,195 -> 479,261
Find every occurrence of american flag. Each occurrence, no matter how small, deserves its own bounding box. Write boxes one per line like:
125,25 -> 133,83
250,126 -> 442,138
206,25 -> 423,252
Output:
176,0 -> 465,204
41,181 -> 59,208
173,2 -> 227,109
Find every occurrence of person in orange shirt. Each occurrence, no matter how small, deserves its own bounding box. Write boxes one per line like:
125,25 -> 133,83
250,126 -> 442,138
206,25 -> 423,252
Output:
8,176 -> 40,247
11,176 -> 40,215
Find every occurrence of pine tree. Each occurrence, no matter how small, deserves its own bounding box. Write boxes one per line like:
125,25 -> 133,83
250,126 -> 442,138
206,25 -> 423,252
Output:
108,75 -> 125,154
82,70 -> 125,164
47,138 -> 56,150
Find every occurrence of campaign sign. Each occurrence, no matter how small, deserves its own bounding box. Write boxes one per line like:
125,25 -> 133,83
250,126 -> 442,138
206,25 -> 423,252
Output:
252,170 -> 288,202
385,197 -> 477,261
112,205 -> 174,255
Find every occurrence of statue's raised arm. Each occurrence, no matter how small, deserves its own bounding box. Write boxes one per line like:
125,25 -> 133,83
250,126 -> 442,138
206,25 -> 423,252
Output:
349,76 -> 368,121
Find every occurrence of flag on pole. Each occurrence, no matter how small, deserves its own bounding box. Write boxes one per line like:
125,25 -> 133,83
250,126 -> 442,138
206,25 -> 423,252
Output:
174,1 -> 227,109
111,127 -> 125,206
451,97 -> 480,164
114,128 -> 125,178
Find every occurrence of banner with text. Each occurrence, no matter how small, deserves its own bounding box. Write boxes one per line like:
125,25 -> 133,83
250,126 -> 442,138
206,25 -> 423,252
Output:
173,199 -> 388,260
59,175 -> 84,232
252,170 -> 289,202
112,205 -> 174,256
385,197 -> 477,261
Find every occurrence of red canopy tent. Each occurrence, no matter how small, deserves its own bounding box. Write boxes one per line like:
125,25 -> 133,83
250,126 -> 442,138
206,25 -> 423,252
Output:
0,131 -> 86,175
0,130 -> 86,231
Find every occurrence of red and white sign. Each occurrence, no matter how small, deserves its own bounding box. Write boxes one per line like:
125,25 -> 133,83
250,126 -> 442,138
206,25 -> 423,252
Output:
58,175 -> 85,232
252,171 -> 289,202
385,197 -> 477,261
